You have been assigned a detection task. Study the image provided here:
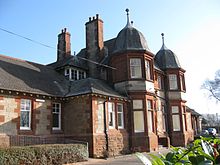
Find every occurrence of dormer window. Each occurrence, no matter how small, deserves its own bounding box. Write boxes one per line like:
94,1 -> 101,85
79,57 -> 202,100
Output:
65,67 -> 86,81
130,58 -> 142,78
65,69 -> 70,77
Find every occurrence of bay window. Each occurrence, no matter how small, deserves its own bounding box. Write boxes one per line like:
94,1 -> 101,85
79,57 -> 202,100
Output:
130,58 -> 142,78
169,74 -> 178,90
133,100 -> 144,133
134,111 -> 144,133
158,75 -> 163,90
162,105 -> 166,131
171,106 -> 180,131
147,100 -> 153,132
145,60 -> 151,80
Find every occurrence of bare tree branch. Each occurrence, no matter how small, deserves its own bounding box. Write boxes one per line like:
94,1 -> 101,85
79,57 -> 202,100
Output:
202,70 -> 220,102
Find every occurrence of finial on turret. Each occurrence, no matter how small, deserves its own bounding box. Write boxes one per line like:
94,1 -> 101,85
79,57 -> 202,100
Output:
160,33 -> 167,50
125,8 -> 131,27
161,33 -> 165,45
161,33 -> 164,45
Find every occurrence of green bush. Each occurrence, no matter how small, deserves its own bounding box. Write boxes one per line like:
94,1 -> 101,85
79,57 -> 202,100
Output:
136,136 -> 220,165
0,144 -> 88,165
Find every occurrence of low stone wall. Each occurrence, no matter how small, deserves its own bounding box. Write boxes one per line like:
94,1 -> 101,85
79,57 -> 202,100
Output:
0,134 -> 88,148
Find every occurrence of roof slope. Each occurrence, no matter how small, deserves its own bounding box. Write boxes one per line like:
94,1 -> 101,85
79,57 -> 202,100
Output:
0,54 -> 69,96
66,78 -> 125,98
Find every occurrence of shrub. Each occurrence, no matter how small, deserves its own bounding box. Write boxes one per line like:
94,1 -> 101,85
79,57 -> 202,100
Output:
0,143 -> 88,165
136,136 -> 220,165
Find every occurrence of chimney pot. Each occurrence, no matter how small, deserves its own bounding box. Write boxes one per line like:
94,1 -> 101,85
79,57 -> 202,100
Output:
96,14 -> 99,19
92,16 -> 95,20
89,17 -> 91,21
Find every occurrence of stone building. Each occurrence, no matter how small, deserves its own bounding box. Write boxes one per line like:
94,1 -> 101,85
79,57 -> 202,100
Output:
0,10 -> 197,157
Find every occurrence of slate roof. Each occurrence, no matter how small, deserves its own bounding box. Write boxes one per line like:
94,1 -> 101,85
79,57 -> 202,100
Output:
154,44 -> 181,70
0,54 -> 69,96
66,78 -> 125,98
0,54 -> 125,99
48,48 -> 87,70
113,23 -> 150,54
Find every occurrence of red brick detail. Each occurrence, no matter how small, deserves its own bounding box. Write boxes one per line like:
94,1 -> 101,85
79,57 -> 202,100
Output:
0,105 -> 4,110
0,115 -> 5,122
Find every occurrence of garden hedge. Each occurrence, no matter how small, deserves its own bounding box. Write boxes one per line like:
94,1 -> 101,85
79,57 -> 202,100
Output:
0,143 -> 88,165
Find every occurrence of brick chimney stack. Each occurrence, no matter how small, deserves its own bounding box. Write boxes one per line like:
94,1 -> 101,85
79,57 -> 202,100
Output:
85,14 -> 104,78
57,28 -> 71,61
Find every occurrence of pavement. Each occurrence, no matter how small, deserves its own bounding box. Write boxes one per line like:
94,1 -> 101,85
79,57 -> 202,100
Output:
69,148 -> 170,165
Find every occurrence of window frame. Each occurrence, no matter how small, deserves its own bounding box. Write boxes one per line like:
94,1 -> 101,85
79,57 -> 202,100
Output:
117,103 -> 124,129
147,100 -> 154,132
169,74 -> 178,90
171,106 -> 181,131
158,75 -> 163,90
133,111 -> 145,133
133,100 -> 143,109
145,59 -> 151,80
20,99 -> 32,130
65,67 -> 86,81
52,103 -> 61,130
130,58 -> 142,79
108,102 -> 115,129
161,105 -> 166,131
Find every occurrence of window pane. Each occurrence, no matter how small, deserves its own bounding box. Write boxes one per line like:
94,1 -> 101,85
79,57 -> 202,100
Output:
145,60 -> 151,80
20,111 -> 30,128
130,58 -> 142,78
158,75 -> 162,89
20,99 -> 31,130
134,111 -> 144,133
183,114 -> 186,131
96,102 -> 104,133
52,103 -> 61,130
53,114 -> 59,128
172,115 -> 180,131
147,100 -> 153,109
147,100 -> 153,132
148,111 -> 153,132
162,114 -> 166,131
133,100 -> 143,109
169,74 -> 178,90
171,106 -> 179,113
117,104 -> 124,128
108,102 -> 115,128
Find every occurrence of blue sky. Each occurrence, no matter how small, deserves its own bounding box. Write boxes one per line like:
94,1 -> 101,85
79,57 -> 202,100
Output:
1,0 -> 220,114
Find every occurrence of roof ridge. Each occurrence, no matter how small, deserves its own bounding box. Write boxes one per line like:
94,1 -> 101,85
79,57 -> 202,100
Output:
0,54 -> 47,67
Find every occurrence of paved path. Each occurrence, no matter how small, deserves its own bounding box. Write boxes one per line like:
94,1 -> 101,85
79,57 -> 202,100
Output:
70,148 -> 170,165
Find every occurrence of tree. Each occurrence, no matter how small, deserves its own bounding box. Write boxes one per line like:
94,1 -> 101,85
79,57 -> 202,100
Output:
202,70 -> 220,102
